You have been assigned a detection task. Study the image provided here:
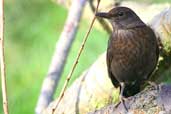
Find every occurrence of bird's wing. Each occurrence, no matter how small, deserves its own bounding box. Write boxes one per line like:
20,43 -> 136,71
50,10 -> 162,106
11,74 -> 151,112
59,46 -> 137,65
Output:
106,36 -> 120,88
142,26 -> 159,79
129,26 -> 159,81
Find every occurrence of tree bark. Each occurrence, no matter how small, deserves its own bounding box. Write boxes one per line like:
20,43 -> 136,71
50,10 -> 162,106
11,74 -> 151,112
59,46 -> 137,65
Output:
89,84 -> 171,114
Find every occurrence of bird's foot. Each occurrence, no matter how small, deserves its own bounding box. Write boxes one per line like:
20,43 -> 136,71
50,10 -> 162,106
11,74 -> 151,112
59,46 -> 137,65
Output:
147,81 -> 159,90
121,96 -> 128,112
114,96 -> 128,112
147,81 -> 157,87
114,100 -> 121,108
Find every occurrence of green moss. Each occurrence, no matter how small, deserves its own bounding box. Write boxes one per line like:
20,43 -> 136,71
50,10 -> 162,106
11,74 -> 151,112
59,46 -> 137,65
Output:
162,38 -> 171,54
89,88 -> 120,111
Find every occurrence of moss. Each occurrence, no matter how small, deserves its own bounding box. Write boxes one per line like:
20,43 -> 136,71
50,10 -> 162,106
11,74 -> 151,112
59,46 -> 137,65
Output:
89,88 -> 120,111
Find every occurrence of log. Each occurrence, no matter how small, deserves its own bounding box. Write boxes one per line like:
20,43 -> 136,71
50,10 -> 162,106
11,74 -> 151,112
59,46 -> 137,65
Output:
44,53 -> 118,114
44,4 -> 171,114
89,84 -> 171,114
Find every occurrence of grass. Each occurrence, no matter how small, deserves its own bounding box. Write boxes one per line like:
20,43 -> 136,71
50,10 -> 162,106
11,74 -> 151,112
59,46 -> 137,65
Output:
1,0 -> 108,114
1,0 -> 68,114
1,0 -> 171,114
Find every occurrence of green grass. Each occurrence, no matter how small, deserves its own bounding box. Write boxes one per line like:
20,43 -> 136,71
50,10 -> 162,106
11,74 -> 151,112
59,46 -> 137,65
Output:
1,0 -> 108,114
1,0 -> 69,114
1,0 -> 171,114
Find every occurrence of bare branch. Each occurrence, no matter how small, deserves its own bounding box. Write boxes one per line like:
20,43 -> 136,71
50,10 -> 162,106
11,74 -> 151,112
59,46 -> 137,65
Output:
51,0 -> 101,114
0,0 -> 9,114
88,0 -> 124,34
89,0 -> 112,34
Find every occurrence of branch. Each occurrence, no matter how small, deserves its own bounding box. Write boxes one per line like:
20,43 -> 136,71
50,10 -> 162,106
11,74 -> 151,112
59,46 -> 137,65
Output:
0,0 -> 9,114
89,84 -> 171,114
51,0 -> 101,114
89,0 -> 112,34
150,7 -> 171,82
35,0 -> 87,114
88,0 -> 124,34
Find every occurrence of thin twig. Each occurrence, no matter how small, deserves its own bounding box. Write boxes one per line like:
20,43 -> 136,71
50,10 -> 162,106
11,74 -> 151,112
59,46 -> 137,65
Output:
89,0 -> 112,34
35,1 -> 86,114
0,0 -> 9,114
89,0 -> 123,35
51,0 -> 101,114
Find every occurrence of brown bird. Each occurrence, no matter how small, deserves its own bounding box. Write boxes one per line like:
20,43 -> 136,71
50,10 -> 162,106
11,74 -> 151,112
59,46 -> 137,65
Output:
96,7 -> 159,110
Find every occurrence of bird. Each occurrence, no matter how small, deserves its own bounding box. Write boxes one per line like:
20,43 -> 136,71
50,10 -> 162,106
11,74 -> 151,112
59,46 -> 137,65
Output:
96,6 -> 159,110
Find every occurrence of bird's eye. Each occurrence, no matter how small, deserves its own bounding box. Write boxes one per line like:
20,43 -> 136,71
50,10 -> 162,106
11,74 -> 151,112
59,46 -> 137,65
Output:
118,12 -> 124,16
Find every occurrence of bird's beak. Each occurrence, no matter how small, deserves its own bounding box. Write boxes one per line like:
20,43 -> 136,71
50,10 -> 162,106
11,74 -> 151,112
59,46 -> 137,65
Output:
95,12 -> 110,19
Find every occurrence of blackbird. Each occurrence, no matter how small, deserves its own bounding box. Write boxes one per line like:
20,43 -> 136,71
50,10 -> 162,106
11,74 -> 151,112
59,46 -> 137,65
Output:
96,7 -> 159,109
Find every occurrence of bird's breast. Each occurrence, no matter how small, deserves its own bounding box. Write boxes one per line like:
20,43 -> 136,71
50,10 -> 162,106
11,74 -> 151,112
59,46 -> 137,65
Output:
109,29 -> 142,68
108,27 -> 157,82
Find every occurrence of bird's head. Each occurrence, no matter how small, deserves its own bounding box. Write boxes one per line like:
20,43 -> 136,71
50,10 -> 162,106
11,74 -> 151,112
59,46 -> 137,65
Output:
96,7 -> 145,29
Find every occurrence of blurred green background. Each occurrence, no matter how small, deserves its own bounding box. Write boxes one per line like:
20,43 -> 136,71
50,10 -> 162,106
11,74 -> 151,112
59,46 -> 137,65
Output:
1,0 -> 171,114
